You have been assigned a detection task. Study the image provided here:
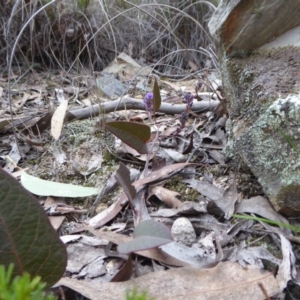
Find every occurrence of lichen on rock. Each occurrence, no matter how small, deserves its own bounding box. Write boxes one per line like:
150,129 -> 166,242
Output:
209,0 -> 300,213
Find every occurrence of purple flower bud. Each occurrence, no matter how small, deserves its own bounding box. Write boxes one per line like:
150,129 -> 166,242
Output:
143,92 -> 154,111
183,92 -> 194,109
197,82 -> 202,90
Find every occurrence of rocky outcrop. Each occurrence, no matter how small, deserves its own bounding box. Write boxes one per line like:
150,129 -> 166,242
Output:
209,0 -> 300,214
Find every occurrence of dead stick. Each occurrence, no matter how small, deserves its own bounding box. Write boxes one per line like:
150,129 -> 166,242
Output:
67,97 -> 220,121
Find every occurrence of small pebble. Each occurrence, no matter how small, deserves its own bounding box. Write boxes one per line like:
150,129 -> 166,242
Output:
171,217 -> 197,247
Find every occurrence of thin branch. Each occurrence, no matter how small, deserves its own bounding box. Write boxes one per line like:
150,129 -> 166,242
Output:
67,97 -> 220,121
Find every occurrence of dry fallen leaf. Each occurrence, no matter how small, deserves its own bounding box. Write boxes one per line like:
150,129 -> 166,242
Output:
229,244 -> 281,269
57,261 -> 279,300
51,96 -> 69,140
73,150 -> 102,176
49,216 -> 65,231
213,180 -> 238,219
236,196 -> 290,228
51,145 -> 67,164
89,163 -> 195,228
66,242 -> 107,274
4,143 -> 22,173
277,234 -> 297,290
150,186 -> 183,208
85,226 -> 187,267
26,108 -> 54,135
183,179 -> 224,200
209,149 -> 225,165
150,201 -> 207,218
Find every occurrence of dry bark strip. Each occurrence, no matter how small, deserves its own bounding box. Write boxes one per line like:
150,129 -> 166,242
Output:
67,97 -> 220,121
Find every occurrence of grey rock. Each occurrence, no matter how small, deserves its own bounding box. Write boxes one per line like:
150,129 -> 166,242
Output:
209,1 -> 300,213
171,217 -> 197,247
232,94 -> 300,212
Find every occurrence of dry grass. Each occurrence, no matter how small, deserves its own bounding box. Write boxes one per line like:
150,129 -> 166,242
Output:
0,0 -> 219,76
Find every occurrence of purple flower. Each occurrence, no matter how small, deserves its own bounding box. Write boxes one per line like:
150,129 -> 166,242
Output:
143,92 -> 154,111
196,81 -> 202,90
183,92 -> 194,109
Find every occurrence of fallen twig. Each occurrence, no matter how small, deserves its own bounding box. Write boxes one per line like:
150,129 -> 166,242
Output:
67,97 -> 220,121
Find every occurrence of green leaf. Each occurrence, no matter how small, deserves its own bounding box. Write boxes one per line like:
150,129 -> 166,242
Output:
0,168 -> 67,287
0,264 -> 57,300
153,78 -> 161,113
21,172 -> 99,197
115,162 -> 136,202
232,214 -> 300,233
118,220 -> 173,254
105,121 -> 150,154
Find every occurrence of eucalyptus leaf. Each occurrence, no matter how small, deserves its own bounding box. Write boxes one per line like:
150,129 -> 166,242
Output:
118,220 -> 173,254
21,172 -> 99,197
115,162 -> 136,202
105,121 -> 150,154
118,236 -> 172,254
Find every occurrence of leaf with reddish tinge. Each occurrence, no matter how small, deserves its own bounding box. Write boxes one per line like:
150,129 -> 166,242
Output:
89,163 -> 195,228
150,186 -> 183,208
118,220 -> 173,254
0,168 -> 67,287
23,108 -> 54,135
153,78 -> 161,113
105,121 -> 150,154
115,162 -> 136,202
110,255 -> 132,282
182,133 -> 194,154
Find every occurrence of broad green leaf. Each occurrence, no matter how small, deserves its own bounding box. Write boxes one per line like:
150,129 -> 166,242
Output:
118,220 -> 173,254
153,78 -> 161,113
0,168 -> 67,287
21,172 -> 99,197
115,162 -> 136,202
105,121 -> 150,154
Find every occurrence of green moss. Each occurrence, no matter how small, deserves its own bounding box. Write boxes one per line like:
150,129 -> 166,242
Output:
102,150 -> 117,165
165,176 -> 198,202
26,159 -> 37,165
